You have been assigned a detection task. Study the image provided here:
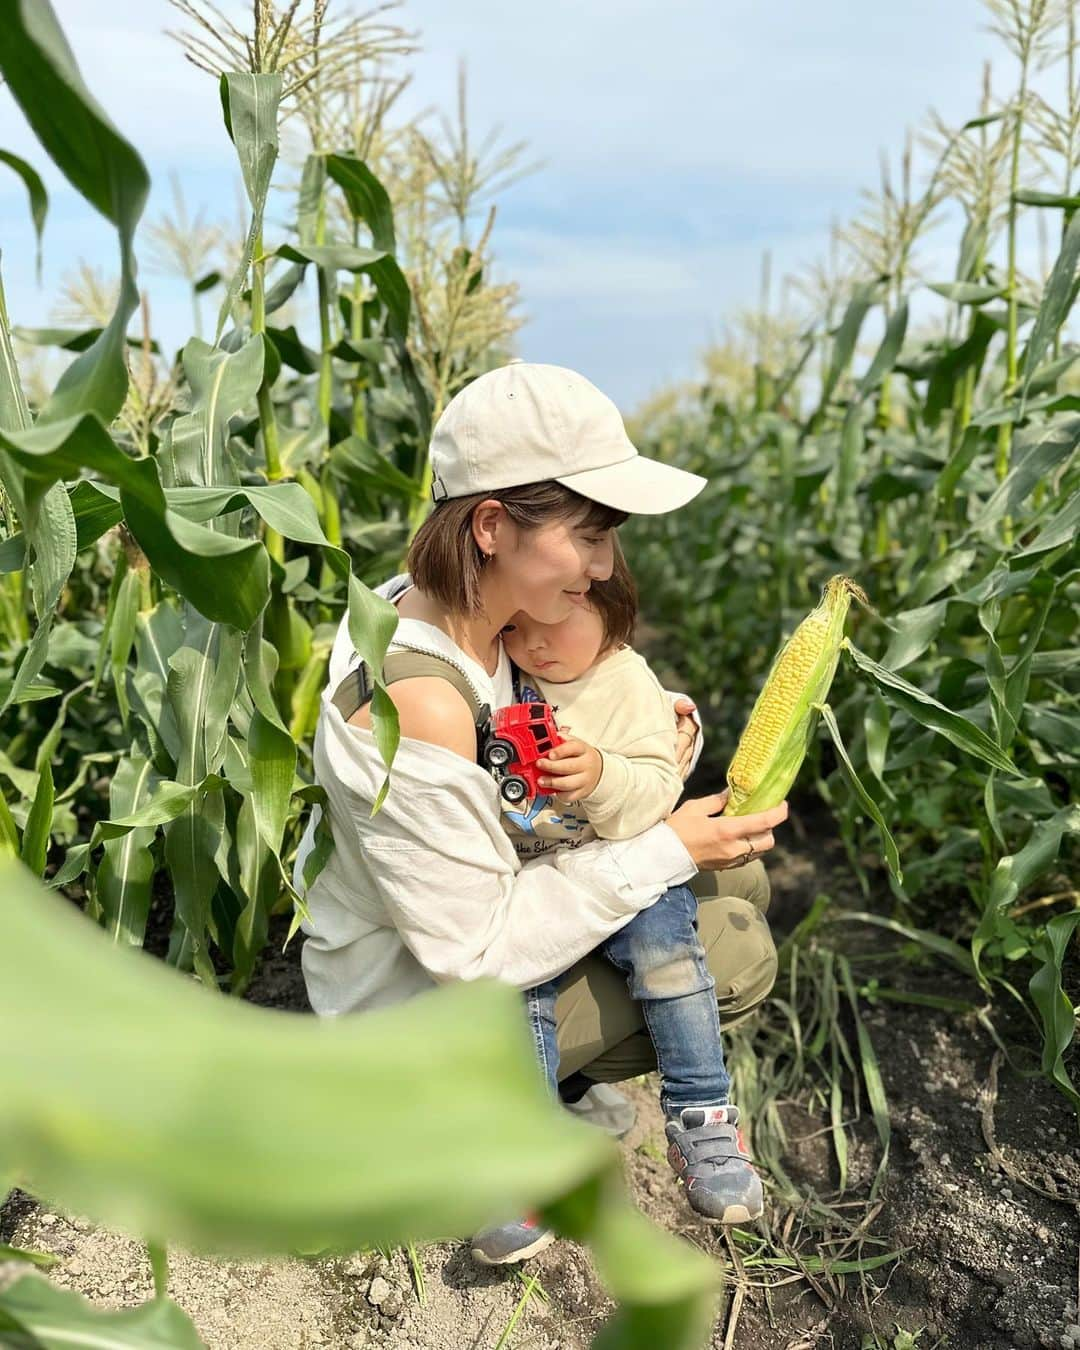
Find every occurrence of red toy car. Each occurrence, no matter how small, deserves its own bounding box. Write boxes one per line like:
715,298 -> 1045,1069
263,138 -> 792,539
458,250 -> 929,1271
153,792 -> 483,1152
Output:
482,703 -> 564,804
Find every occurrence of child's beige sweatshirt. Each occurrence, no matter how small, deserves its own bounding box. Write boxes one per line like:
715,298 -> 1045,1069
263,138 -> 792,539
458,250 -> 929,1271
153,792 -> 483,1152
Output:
503,645 -> 684,861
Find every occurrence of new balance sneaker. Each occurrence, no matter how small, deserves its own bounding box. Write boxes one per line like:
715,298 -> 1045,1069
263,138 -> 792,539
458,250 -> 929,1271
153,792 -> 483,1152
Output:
664,1103 -> 763,1224
470,1213 -> 555,1266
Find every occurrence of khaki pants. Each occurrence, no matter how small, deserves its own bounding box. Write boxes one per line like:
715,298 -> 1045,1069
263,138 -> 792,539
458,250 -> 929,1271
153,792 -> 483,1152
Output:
553,860 -> 776,1082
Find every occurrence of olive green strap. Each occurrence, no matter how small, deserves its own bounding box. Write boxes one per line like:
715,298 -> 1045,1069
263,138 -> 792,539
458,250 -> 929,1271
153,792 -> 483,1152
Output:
331,650 -> 487,727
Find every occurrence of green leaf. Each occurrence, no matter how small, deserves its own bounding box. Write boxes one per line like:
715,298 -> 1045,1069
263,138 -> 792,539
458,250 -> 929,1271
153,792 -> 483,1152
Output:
14,325 -> 159,354
330,434 -> 424,501
0,862 -> 717,1341
863,691 -> 894,801
816,702 -> 902,885
20,757 -> 53,875
927,282 -> 1006,305
0,793 -> 20,860
96,751 -> 158,948
216,72 -> 282,340
266,323 -> 318,374
247,707 -> 296,852
1021,209 -> 1080,405
1013,188 -> 1080,208
832,404 -> 864,523
881,599 -> 949,671
844,642 -> 1022,777
90,775 -> 227,844
109,567 -> 140,727
0,1274 -> 206,1349
924,312 -> 997,427
816,280 -> 878,414
0,0 -> 149,425
0,148 -> 47,281
1012,488 -> 1080,558
0,1244 -> 58,1268
326,153 -> 397,253
972,805 -> 1080,980
856,300 -> 908,398
163,335 -> 264,488
827,911 -> 976,975
1029,910 -> 1080,1108
3,480 -> 78,711
906,547 -> 978,606
0,414 -> 270,629
277,243 -> 410,341
971,415 -> 1080,541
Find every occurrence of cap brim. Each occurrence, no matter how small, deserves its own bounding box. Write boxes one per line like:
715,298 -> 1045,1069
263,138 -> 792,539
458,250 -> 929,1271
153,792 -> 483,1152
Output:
555,453 -> 706,515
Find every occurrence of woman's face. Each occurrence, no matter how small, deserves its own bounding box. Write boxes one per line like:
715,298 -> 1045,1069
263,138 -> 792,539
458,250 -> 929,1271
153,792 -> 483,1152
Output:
498,514 -> 617,625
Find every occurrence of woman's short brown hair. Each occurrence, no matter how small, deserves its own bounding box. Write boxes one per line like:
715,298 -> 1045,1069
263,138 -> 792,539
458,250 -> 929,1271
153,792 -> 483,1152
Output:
407,481 -> 628,617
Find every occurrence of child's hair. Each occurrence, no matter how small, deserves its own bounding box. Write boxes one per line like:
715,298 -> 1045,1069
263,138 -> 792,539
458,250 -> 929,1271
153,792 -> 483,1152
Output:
587,535 -> 638,651
407,481 -> 628,616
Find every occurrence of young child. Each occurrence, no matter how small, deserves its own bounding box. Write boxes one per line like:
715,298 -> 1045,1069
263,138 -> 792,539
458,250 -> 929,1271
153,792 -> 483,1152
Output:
497,553 -> 762,1227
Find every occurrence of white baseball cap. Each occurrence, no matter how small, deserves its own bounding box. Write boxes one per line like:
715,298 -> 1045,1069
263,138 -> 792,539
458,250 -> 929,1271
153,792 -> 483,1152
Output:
428,361 -> 706,514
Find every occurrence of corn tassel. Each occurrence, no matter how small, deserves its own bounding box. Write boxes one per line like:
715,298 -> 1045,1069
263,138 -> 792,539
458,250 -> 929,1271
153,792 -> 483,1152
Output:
723,576 -> 867,816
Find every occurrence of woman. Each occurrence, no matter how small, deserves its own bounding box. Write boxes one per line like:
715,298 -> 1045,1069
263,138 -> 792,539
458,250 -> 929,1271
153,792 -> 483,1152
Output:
298,361 -> 787,1261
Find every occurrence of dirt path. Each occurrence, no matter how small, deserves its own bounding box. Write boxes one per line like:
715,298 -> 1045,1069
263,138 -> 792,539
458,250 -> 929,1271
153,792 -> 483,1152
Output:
4,843 -> 1079,1348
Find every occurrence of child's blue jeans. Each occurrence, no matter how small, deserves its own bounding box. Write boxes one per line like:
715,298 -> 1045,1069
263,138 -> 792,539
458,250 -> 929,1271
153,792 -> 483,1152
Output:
524,882 -> 731,1118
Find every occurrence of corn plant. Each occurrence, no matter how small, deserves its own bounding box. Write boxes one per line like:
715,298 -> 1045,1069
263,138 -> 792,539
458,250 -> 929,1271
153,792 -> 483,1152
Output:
626,0 -> 1080,1109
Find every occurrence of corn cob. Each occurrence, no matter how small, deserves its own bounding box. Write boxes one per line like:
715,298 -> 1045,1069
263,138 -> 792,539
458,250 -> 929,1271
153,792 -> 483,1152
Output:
723,576 -> 867,816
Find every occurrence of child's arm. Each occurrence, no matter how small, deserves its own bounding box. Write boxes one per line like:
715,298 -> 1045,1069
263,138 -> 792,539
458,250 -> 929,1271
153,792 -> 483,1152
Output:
538,725 -> 684,842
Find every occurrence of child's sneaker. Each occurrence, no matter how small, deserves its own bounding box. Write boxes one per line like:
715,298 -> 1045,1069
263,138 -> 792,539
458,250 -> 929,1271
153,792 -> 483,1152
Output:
470,1213 -> 555,1265
664,1103 -> 763,1224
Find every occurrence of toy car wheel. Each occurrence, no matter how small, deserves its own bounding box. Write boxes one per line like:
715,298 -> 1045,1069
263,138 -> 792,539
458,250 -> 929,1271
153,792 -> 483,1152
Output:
501,776 -> 529,804
484,738 -> 515,770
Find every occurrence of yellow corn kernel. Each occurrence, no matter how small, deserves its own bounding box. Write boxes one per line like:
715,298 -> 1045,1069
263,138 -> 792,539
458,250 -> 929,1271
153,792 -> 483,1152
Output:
724,577 -> 866,816
727,617 -> 829,797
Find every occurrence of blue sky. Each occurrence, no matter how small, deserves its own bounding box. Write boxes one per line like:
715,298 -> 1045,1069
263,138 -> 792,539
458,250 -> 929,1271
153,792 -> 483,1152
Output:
0,0 -> 1008,410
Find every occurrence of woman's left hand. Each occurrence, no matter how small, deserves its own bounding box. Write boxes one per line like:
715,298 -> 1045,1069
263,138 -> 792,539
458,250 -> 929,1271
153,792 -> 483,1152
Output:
673,696 -> 699,779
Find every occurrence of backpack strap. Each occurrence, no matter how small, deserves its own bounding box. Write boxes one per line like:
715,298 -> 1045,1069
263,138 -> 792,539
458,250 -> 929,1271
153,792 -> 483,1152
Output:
331,650 -> 492,761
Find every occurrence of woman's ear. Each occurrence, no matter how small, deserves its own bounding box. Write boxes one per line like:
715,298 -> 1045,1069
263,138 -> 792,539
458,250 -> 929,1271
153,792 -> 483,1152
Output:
471,499 -> 506,557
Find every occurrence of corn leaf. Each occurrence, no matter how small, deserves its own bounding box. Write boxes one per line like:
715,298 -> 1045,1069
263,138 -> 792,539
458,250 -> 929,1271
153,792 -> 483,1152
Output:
326,153 -> 397,254
816,702 -> 903,885
0,862 -> 717,1343
844,642 -> 1022,776
856,300 -> 908,397
971,805 -> 1080,980
19,757 -> 53,876
96,751 -> 159,948
1028,910 -> 1080,1109
0,149 -> 47,281
0,0 -> 148,426
0,1274 -> 205,1348
1021,209 -> 1080,406
216,72 -> 282,340
0,414 -> 270,629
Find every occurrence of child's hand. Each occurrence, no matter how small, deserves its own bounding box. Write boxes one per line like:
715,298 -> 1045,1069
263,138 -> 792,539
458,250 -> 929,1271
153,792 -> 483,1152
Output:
537,734 -> 603,803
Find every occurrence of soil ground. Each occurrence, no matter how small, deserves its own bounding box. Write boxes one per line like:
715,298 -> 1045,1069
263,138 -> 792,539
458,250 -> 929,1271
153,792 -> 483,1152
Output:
3,823 -> 1079,1350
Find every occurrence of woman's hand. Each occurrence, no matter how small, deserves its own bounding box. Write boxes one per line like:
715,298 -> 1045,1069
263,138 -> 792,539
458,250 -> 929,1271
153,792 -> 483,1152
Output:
667,790 -> 788,870
537,734 -> 603,803
673,695 -> 699,779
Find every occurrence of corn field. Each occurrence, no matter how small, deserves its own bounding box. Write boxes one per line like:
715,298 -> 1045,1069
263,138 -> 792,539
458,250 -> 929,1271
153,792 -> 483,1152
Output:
0,0 -> 1078,1346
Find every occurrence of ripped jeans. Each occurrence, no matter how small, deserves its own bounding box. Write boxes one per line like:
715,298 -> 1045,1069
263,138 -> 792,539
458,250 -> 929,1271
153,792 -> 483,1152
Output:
524,883 -> 730,1117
